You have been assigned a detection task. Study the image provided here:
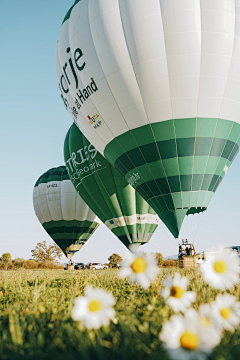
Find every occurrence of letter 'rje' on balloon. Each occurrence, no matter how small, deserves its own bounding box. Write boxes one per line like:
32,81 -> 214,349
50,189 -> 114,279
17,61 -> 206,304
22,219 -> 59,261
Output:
33,166 -> 100,258
56,0 -> 240,238
64,123 -> 161,248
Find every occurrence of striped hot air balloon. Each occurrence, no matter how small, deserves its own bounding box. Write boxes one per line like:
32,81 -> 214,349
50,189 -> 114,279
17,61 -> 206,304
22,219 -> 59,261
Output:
64,123 -> 160,248
33,166 -> 100,258
55,0 -> 240,238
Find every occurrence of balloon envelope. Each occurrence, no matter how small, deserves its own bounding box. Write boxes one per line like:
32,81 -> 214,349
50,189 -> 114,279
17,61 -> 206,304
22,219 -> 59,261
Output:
64,123 -> 160,248
33,166 -> 100,258
56,0 -> 240,237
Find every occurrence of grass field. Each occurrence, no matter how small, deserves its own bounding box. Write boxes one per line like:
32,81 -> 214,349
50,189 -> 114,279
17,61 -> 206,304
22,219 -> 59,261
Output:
0,269 -> 240,360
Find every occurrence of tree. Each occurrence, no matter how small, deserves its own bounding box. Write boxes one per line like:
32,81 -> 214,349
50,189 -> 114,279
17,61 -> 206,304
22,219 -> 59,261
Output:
0,253 -> 11,263
155,252 -> 164,266
31,241 -> 62,263
108,253 -> 123,268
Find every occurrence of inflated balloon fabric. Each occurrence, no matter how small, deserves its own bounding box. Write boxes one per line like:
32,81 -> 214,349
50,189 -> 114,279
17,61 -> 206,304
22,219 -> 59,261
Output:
56,0 -> 240,237
64,123 -> 160,248
33,166 -> 100,258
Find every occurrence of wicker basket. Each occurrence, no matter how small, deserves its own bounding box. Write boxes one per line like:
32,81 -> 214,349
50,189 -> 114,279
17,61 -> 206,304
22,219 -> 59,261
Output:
67,265 -> 74,270
179,256 -> 198,269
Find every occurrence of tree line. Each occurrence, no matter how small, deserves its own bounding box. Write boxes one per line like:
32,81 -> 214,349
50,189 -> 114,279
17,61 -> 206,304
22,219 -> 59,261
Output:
0,241 -> 63,270
108,252 -> 178,268
1,242 -> 178,270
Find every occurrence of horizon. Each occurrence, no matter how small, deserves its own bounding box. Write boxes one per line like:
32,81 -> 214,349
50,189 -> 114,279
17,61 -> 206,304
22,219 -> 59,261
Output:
1,0 -> 240,265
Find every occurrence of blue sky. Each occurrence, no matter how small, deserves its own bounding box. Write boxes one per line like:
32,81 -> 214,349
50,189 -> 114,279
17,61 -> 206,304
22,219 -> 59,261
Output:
0,1 -> 240,264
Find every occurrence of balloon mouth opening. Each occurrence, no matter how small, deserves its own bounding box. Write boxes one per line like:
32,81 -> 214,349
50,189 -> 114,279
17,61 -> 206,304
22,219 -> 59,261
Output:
131,242 -> 148,245
65,245 -> 84,259
158,207 -> 207,238
186,207 -> 207,216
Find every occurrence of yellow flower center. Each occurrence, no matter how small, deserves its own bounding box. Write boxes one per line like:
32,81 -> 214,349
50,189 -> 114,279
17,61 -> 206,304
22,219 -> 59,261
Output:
88,300 -> 102,313
220,307 -> 232,320
214,260 -> 227,274
204,316 -> 211,327
131,257 -> 146,273
171,286 -> 184,299
180,331 -> 199,350
199,316 -> 211,327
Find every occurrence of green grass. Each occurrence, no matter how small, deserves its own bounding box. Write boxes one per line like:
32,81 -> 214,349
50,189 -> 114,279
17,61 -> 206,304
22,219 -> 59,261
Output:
0,269 -> 240,360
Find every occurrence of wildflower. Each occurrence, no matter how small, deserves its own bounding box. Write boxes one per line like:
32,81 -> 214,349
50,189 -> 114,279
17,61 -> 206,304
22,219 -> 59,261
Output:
161,273 -> 196,313
71,285 -> 115,329
212,293 -> 240,332
200,247 -> 240,290
159,309 -> 217,360
118,247 -> 159,289
198,304 -> 222,347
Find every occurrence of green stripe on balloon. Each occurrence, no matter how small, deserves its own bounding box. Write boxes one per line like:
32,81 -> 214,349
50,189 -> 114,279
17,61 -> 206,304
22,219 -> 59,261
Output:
104,118 -> 240,162
62,1 -> 81,25
113,138 -> 238,177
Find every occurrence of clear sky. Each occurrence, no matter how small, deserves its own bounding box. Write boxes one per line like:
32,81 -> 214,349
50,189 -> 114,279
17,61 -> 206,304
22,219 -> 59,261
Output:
1,1 -> 240,264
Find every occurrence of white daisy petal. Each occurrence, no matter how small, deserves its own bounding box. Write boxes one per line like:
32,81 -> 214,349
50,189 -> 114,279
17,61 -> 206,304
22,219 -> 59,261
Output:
118,267 -> 132,278
71,298 -> 88,321
161,287 -> 171,298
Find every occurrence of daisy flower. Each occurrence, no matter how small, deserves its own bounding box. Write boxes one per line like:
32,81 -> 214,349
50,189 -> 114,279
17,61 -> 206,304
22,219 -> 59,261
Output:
161,273 -> 196,313
212,293 -> 240,332
200,247 -> 240,290
118,247 -> 159,289
71,285 -> 115,329
159,309 -> 217,360
198,304 -> 222,347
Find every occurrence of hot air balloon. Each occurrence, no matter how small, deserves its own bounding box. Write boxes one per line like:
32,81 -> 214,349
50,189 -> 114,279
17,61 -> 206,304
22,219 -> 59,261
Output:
64,123 -> 160,248
56,0 -> 240,238
33,166 -> 100,258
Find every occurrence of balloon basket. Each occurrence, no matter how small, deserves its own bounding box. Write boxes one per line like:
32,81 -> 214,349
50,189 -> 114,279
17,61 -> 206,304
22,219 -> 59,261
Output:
67,265 -> 74,270
179,256 -> 198,269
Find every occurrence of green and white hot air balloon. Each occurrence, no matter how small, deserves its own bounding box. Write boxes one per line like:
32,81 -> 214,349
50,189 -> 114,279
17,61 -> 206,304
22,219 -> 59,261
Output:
64,123 -> 160,248
33,166 -> 100,258
56,0 -> 240,238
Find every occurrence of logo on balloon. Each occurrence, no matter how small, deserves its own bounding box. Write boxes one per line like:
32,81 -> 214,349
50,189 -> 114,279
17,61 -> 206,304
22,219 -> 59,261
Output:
87,114 -> 102,129
127,172 -> 141,187
47,184 -> 58,188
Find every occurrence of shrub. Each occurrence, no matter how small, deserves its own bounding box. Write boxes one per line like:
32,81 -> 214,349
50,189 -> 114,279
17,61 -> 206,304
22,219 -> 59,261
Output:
155,252 -> 164,266
163,259 -> 177,267
5,262 -> 14,270
37,261 -> 63,269
12,259 -> 24,269
0,261 -> 13,270
24,260 -> 38,269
